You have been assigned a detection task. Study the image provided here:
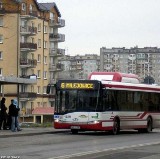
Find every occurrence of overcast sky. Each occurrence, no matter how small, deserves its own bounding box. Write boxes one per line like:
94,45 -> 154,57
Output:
38,0 -> 160,55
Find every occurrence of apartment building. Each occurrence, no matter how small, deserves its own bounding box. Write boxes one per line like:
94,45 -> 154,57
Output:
59,54 -> 100,80
100,47 -> 160,84
0,0 -> 65,123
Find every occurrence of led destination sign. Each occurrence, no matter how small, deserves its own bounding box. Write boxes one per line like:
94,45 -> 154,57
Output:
56,80 -> 100,90
61,83 -> 94,89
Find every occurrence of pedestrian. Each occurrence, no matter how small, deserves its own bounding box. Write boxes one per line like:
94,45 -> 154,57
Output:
9,99 -> 22,132
13,99 -> 22,131
0,97 -> 7,130
7,99 -> 14,130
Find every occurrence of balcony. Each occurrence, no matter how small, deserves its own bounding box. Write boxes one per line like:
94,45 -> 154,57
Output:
19,75 -> 31,79
49,18 -> 65,28
76,66 -> 83,70
49,48 -> 65,56
20,58 -> 37,68
70,62 -> 77,66
19,92 -> 37,101
49,63 -> 64,72
49,33 -> 65,42
70,67 -> 77,71
20,11 -> 38,19
19,74 -> 37,80
20,42 -> 37,51
20,26 -> 37,35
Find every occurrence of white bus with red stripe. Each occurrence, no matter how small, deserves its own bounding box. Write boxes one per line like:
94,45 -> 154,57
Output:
53,78 -> 160,134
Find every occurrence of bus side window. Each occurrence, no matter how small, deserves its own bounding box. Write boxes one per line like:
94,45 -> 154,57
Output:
103,90 -> 112,111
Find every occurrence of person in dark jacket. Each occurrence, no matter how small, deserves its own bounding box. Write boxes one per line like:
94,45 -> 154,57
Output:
9,99 -> 17,132
0,97 -> 7,130
7,99 -> 14,130
9,99 -> 21,132
13,99 -> 21,131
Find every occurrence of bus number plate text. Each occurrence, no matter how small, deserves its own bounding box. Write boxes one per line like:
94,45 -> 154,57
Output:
70,126 -> 80,129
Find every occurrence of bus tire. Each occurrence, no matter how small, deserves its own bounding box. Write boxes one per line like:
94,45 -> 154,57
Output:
145,117 -> 152,133
71,129 -> 78,134
138,117 -> 152,133
112,118 -> 120,135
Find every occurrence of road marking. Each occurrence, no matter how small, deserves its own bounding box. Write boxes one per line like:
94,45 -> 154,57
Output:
48,141 -> 160,159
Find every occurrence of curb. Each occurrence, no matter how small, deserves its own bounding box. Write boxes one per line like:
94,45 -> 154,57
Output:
0,130 -> 70,138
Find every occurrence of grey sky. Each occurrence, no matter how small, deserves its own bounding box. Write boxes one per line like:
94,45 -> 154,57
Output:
38,0 -> 160,55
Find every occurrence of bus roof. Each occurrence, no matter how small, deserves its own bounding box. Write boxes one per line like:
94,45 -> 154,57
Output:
102,81 -> 160,93
89,72 -> 140,84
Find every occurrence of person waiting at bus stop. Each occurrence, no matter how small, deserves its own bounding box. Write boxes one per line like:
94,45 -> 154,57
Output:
9,99 -> 22,132
0,97 -> 7,130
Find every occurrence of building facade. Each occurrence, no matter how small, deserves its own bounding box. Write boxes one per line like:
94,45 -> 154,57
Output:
100,47 -> 160,84
59,54 -> 100,80
0,0 -> 65,123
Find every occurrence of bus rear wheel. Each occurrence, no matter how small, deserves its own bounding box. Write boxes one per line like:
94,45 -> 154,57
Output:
111,119 -> 120,135
145,117 -> 152,133
138,117 -> 152,133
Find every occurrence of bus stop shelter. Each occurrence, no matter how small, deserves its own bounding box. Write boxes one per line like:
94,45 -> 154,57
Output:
0,75 -> 37,85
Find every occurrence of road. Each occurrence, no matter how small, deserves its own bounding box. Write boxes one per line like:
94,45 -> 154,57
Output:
0,130 -> 160,159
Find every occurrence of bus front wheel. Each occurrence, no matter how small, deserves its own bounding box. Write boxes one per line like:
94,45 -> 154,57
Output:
71,129 -> 78,134
111,119 -> 120,135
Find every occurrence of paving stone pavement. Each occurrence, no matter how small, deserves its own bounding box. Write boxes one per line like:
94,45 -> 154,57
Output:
0,127 -> 68,138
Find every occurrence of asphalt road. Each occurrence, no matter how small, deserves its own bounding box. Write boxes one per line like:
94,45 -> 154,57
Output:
0,129 -> 160,159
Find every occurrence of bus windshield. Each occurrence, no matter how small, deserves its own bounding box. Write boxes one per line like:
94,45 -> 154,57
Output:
55,89 -> 101,114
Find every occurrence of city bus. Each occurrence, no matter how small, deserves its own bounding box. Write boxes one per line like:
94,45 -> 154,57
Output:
53,79 -> 160,135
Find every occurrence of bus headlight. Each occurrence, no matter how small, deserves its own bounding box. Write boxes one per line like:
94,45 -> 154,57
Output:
54,119 -> 59,122
88,120 -> 100,124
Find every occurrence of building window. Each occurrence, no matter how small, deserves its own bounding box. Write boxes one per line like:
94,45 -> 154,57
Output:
21,35 -> 27,43
38,39 -> 41,48
44,26 -> 47,33
43,86 -> 47,94
31,22 -> 34,27
31,37 -> 34,43
0,51 -> 2,59
29,4 -> 33,13
37,86 -> 40,94
37,54 -> 41,62
43,102 -> 47,107
0,16 -> 3,27
22,3 -> 26,11
43,71 -> 47,79
50,12 -> 54,20
0,35 -> 3,43
37,70 -> 41,78
44,56 -> 47,64
0,2 -> 3,9
0,85 -> 2,93
0,68 -> 2,76
44,41 -> 47,49
38,23 -> 41,32
31,86 -> 34,92
37,102 -> 40,107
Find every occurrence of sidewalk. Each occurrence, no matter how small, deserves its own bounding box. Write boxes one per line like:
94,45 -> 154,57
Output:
0,127 -> 68,138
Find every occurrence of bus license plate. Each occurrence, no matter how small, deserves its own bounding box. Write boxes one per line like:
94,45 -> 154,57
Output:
71,126 -> 80,129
